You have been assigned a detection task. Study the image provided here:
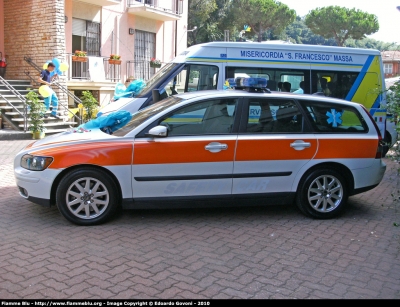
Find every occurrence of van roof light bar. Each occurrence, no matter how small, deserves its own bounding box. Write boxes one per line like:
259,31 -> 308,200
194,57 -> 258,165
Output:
227,77 -> 271,93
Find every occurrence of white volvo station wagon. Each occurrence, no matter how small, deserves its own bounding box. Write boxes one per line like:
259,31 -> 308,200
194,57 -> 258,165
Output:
14,82 -> 386,225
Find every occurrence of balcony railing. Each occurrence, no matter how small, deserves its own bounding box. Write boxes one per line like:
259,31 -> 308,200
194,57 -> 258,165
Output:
66,54 -> 121,82
74,0 -> 121,7
127,0 -> 182,21
126,60 -> 164,81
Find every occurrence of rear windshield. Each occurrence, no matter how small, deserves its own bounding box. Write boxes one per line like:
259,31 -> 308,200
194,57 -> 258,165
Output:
299,100 -> 369,133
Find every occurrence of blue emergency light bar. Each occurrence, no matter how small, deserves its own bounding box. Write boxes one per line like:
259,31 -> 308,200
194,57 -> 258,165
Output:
226,78 -> 236,87
240,77 -> 268,88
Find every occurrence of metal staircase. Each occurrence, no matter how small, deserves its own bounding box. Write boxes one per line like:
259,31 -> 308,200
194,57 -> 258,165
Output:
0,77 -> 79,134
0,56 -> 85,135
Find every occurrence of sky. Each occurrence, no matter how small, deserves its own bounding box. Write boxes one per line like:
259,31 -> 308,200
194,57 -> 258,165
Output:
279,0 -> 400,44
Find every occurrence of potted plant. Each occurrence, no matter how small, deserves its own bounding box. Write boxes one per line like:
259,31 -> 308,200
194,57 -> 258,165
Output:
26,90 -> 46,139
80,90 -> 99,122
72,50 -> 88,62
150,58 -> 162,68
109,54 -> 121,65
0,52 -> 7,78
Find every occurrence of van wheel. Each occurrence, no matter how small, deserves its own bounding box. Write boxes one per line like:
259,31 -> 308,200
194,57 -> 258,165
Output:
56,168 -> 119,226
296,168 -> 348,219
383,131 -> 392,148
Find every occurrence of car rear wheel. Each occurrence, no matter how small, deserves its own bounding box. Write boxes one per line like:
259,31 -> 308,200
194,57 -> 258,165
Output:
56,168 -> 119,226
296,168 -> 348,219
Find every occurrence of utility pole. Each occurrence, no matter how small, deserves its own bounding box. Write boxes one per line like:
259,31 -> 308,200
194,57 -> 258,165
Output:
224,30 -> 229,42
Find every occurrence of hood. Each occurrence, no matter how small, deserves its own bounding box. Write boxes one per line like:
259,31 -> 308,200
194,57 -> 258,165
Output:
97,97 -> 146,117
29,128 -> 114,149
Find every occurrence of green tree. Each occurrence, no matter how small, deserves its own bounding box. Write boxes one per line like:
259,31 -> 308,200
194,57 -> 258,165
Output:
281,16 -> 396,50
230,0 -> 296,42
187,0 -> 218,46
279,16 -> 337,45
80,91 -> 98,122
305,6 -> 379,47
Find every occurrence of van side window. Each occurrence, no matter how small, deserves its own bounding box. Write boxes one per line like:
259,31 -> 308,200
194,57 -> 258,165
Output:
245,99 -> 303,133
226,66 -> 309,94
311,72 -> 360,99
299,100 -> 368,133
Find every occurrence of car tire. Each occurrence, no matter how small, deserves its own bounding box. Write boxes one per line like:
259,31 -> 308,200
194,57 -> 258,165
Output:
295,168 -> 348,219
56,167 -> 119,226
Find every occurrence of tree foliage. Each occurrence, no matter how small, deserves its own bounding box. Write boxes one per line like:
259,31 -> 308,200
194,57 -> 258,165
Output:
231,0 -> 296,42
187,2 -> 394,50
305,6 -> 379,47
187,0 -> 218,46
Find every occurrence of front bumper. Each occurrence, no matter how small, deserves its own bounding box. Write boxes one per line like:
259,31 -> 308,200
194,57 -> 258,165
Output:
14,166 -> 61,206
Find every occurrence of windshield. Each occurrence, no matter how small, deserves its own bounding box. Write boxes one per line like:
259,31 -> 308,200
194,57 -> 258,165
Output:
113,95 -> 184,136
136,62 -> 182,97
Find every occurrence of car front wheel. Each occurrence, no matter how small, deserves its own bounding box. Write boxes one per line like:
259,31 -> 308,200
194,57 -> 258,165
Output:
296,168 -> 348,219
56,168 -> 119,226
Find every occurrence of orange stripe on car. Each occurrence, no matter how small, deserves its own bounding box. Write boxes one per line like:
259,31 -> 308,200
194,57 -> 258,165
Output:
235,139 -> 318,161
30,142 -> 133,169
133,140 -> 236,164
314,139 -> 377,159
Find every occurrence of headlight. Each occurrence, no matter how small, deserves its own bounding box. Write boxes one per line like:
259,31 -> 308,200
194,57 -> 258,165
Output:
21,154 -> 53,171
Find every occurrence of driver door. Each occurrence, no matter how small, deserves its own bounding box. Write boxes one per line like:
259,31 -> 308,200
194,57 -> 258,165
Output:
131,97 -> 239,200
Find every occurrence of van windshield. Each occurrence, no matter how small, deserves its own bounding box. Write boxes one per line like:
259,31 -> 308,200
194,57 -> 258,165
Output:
136,63 -> 182,97
137,63 -> 219,100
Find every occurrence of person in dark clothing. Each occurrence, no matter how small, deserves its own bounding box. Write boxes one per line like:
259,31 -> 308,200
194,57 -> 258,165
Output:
282,81 -> 291,92
37,62 -> 60,119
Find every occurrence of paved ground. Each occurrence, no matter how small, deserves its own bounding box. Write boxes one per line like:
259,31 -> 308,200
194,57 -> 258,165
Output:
0,139 -> 399,299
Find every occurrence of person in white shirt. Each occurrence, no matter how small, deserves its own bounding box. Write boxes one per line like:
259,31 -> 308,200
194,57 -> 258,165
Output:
293,81 -> 305,94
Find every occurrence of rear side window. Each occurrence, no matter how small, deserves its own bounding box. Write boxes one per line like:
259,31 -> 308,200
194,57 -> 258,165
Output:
299,100 -> 369,133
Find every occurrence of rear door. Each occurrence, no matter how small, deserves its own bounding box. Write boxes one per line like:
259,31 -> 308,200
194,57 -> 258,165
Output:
233,97 -> 318,195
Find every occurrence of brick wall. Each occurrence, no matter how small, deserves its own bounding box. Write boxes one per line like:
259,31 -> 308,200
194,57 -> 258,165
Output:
4,0 -> 68,109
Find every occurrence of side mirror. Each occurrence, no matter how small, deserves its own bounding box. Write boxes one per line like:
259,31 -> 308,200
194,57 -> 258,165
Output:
146,125 -> 168,138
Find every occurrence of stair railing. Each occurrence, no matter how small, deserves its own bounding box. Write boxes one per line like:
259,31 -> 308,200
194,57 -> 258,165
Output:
0,76 -> 28,132
24,56 -> 83,125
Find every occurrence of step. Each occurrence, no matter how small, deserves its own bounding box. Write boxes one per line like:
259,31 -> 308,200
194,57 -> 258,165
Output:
0,89 -> 30,95
1,80 -> 31,86
0,95 -> 29,101
0,105 -> 27,110
19,122 -> 78,128
0,85 -> 32,91
11,116 -> 71,122
0,93 -> 29,98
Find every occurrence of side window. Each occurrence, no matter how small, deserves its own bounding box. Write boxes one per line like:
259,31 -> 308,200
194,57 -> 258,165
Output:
300,100 -> 368,133
245,99 -> 303,133
225,67 -> 308,93
311,71 -> 360,99
163,64 -> 219,96
279,74 -> 304,93
159,98 -> 238,136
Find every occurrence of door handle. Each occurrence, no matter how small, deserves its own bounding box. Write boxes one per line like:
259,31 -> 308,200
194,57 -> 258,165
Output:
205,142 -> 228,153
290,140 -> 311,150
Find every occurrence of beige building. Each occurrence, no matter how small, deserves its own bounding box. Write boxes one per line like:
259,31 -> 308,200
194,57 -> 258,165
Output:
0,0 -> 188,108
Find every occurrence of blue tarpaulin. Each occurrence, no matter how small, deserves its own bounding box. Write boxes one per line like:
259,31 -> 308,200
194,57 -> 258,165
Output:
79,110 -> 132,133
113,79 -> 146,100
